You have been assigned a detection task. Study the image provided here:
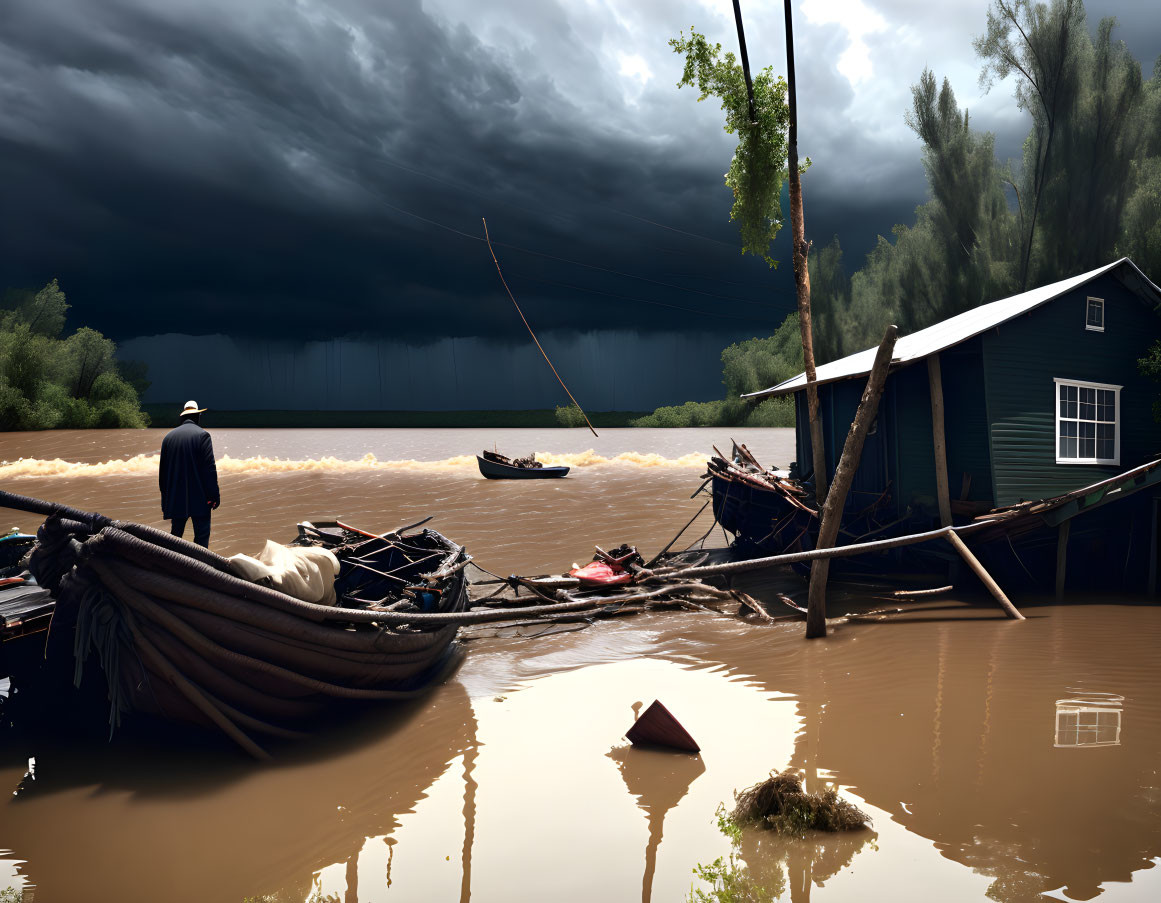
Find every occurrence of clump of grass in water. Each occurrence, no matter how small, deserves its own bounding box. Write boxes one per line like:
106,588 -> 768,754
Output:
731,770 -> 869,836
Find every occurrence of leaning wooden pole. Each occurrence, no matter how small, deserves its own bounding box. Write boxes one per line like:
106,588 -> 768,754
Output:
482,218 -> 598,438
784,0 -> 828,505
806,325 -> 898,638
946,532 -> 1025,620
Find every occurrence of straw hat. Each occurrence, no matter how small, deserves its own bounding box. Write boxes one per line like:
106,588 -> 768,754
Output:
180,400 -> 207,417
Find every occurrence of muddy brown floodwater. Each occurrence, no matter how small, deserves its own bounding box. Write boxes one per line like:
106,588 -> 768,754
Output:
1,428 -> 1160,903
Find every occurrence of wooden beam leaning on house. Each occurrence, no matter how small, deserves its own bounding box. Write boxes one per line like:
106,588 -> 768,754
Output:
945,532 -> 1025,620
806,325 -> 899,638
928,353 -> 953,528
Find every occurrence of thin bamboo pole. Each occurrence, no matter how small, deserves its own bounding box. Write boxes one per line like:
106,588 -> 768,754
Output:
784,0 -> 828,505
806,325 -> 898,638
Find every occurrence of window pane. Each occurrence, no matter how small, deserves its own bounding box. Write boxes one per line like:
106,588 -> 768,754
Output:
1098,390 -> 1115,422
1098,422 -> 1115,459
1079,387 -> 1096,419
1087,299 -> 1104,327
1059,385 -> 1068,416
1061,436 -> 1078,458
1062,421 -> 1078,439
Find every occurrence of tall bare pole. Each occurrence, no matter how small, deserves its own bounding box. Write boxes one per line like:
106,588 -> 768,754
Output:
731,0 -> 758,123
783,0 -> 828,505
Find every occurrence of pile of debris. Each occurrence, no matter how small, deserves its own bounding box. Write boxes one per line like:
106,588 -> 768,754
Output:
461,543 -> 800,639
732,770 -> 870,836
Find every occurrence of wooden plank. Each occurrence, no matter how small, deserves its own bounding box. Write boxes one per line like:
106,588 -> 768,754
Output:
1055,520 -> 1071,601
928,354 -> 952,528
945,532 -> 1024,620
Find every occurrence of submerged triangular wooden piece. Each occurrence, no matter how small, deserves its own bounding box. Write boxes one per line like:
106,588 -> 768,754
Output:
625,700 -> 700,753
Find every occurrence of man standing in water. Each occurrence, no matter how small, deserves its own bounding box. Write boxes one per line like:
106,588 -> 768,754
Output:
159,400 -> 220,547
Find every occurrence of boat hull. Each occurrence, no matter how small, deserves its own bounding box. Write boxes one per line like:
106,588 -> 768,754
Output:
0,490 -> 471,755
476,456 -> 569,479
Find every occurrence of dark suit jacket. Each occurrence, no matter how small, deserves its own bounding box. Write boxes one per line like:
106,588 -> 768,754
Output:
159,420 -> 220,519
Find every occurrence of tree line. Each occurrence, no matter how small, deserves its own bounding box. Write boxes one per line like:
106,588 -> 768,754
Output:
0,280 -> 150,430
813,0 -> 1161,362
630,0 -> 1161,428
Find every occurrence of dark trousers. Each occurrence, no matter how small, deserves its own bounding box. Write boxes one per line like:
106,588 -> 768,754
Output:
171,515 -> 211,548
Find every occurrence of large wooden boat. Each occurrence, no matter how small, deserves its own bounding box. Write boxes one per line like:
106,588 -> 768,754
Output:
477,450 -> 569,479
0,489 -> 470,757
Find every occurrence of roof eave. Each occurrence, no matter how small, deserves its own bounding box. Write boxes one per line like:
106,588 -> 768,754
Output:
741,257 -> 1161,402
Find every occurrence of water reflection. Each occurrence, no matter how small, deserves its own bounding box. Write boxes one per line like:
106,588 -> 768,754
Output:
2,605 -> 1160,902
742,824 -> 878,903
1055,693 -> 1124,748
0,684 -> 476,902
776,612 -> 1161,902
607,744 -> 705,902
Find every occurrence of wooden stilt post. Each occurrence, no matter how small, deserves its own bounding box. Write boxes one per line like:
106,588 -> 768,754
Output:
928,354 -> 952,528
1148,498 -> 1158,598
945,532 -> 1025,620
1055,519 -> 1071,601
806,325 -> 898,638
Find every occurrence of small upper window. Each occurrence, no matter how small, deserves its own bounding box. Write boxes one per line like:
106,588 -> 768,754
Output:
1086,297 -> 1105,332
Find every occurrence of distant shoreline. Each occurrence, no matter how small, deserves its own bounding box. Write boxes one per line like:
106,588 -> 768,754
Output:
140,405 -> 651,429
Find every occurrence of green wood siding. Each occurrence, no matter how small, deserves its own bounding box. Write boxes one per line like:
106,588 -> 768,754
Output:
984,274 -> 1160,506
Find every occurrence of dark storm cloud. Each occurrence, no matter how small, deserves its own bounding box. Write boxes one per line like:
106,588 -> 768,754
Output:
0,0 -> 789,340
0,0 -> 1155,342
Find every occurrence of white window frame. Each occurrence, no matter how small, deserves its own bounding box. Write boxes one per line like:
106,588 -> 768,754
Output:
1054,378 -> 1121,465
1085,296 -> 1105,332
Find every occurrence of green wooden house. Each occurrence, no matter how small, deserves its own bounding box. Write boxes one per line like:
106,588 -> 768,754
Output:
751,258 -> 1161,516
741,258 -> 1161,589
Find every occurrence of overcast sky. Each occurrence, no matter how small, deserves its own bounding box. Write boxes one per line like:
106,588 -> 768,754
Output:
0,0 -> 1158,344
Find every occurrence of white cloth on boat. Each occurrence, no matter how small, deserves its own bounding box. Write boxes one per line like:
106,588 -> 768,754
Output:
228,541 -> 341,605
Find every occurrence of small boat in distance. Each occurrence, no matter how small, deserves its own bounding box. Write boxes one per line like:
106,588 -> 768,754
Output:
477,450 -> 569,480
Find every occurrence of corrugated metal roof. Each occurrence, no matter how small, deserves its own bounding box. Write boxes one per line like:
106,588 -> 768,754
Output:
745,258 -> 1161,399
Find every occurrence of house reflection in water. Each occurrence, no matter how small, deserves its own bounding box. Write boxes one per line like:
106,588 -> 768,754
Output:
776,615 -> 1161,903
1055,693 -> 1123,748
